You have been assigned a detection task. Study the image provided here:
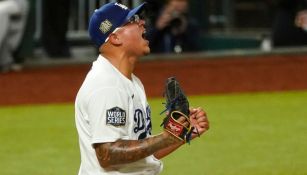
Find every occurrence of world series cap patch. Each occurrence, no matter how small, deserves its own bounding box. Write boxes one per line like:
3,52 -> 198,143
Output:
99,19 -> 113,34
106,107 -> 126,126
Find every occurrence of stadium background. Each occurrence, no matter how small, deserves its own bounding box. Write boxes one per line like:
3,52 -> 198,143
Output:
1,0 -> 307,174
1,50 -> 307,105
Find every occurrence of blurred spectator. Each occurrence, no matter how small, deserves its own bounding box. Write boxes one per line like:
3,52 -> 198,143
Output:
0,0 -> 28,73
13,0 -> 36,71
41,0 -> 71,58
146,0 -> 201,53
272,0 -> 307,47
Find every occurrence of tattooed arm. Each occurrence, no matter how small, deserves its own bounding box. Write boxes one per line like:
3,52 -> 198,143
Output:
153,142 -> 184,159
94,131 -> 182,168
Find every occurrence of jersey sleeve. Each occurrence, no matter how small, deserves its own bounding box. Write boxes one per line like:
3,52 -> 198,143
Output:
87,87 -> 130,144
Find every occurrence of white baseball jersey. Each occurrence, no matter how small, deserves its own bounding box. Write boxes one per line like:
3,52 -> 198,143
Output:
75,55 -> 163,175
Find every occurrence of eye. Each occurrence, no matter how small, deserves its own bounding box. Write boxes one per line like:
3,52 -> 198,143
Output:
129,14 -> 141,24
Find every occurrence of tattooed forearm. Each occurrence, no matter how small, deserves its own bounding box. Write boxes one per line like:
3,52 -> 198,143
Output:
94,132 -> 180,168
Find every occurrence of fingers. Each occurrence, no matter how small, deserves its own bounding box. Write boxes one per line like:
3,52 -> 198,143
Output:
197,120 -> 210,131
190,107 -> 207,120
197,114 -> 209,131
177,116 -> 190,127
189,107 -> 210,131
190,107 -> 207,115
172,107 -> 210,141
189,107 -> 199,116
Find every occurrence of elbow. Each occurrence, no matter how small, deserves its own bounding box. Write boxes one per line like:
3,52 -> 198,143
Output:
97,159 -> 111,169
153,152 -> 162,160
94,143 -> 112,169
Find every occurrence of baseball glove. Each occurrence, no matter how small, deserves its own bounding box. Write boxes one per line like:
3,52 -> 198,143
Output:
160,77 -> 197,143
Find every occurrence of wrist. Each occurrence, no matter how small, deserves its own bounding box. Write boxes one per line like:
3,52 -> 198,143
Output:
162,130 -> 185,144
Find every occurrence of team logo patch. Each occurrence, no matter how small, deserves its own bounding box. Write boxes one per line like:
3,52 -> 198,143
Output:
106,107 -> 126,126
99,19 -> 112,34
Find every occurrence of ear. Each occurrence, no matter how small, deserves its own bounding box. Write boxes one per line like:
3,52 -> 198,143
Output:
108,33 -> 122,45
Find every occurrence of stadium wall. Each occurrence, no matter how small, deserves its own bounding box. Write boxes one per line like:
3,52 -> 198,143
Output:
0,49 -> 307,105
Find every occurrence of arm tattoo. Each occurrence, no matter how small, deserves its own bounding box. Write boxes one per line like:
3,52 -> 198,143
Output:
94,133 -> 178,168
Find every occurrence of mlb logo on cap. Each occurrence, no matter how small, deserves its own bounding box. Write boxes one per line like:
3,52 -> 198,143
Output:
88,2 -> 146,47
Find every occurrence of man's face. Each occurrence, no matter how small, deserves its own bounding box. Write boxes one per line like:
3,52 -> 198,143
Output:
119,15 -> 150,56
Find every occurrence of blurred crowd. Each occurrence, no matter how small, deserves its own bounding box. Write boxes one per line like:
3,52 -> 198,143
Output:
1,0 -> 307,73
0,0 -> 28,73
145,0 -> 201,53
272,0 -> 307,47
0,0 -> 71,73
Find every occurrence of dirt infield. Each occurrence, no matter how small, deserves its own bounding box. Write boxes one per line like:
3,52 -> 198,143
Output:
1,54 -> 307,106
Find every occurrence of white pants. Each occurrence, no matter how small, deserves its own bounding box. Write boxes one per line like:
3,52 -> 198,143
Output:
0,0 -> 28,66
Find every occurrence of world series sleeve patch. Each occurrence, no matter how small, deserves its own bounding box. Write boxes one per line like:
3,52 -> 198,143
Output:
106,107 -> 126,126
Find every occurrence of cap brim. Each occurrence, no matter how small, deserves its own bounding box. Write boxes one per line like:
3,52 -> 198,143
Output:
126,2 -> 146,21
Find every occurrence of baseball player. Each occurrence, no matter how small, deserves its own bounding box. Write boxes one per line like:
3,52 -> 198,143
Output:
75,2 -> 209,175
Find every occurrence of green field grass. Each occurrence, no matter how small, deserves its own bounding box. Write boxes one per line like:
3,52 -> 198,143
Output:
0,91 -> 307,175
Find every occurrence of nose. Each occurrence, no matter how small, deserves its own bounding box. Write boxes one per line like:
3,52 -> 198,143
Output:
139,19 -> 146,26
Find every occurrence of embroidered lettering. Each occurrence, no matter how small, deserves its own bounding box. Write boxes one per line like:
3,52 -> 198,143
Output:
115,3 -> 128,10
106,107 -> 126,126
99,20 -> 113,34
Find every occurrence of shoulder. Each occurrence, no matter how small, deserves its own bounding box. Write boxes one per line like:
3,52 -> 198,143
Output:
132,75 -> 145,88
86,57 -> 123,87
77,65 -> 126,100
83,69 -> 120,90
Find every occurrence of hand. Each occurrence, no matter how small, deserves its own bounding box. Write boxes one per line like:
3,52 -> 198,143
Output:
189,107 -> 210,139
164,112 -> 191,144
155,8 -> 174,30
156,2 -> 181,30
295,10 -> 307,30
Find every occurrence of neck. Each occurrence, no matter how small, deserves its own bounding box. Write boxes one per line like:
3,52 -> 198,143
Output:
101,52 -> 137,80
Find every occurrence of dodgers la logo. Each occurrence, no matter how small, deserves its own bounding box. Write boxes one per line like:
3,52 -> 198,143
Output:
134,109 -> 145,133
133,106 -> 152,140
106,107 -> 126,126
146,105 -> 152,135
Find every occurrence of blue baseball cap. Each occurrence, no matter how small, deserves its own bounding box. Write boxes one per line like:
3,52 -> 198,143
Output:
88,2 -> 146,47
